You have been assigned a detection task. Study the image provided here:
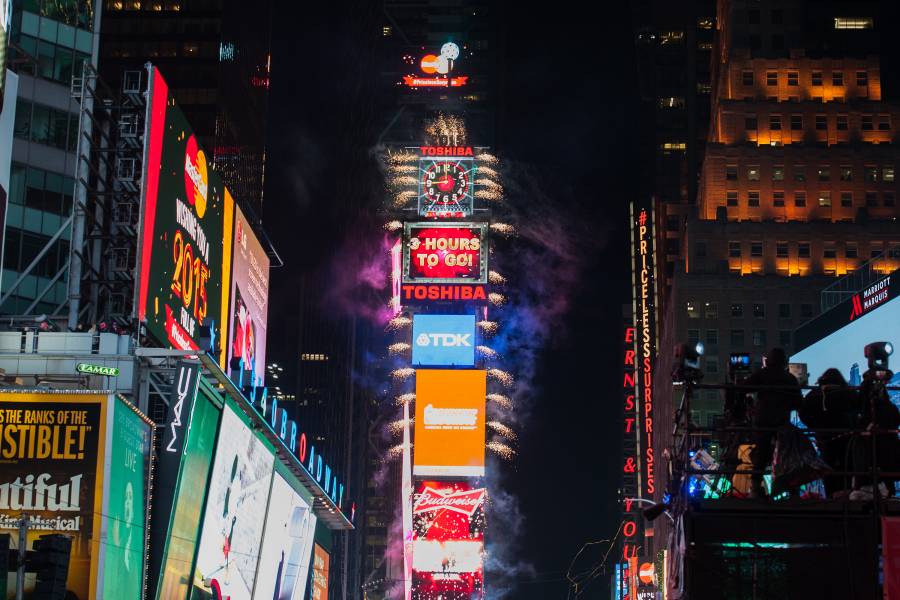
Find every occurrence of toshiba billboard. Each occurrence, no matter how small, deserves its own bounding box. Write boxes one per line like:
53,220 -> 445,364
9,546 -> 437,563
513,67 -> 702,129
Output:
414,370 -> 486,477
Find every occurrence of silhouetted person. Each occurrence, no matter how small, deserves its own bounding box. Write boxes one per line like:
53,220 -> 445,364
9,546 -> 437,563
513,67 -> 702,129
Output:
745,348 -> 803,497
799,368 -> 858,496
856,366 -> 900,496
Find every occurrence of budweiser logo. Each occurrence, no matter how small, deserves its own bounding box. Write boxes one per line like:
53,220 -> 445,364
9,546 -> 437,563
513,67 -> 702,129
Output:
413,486 -> 486,516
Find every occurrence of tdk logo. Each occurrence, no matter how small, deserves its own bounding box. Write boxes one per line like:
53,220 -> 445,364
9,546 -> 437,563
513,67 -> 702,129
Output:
416,333 -> 472,347
412,314 -> 476,367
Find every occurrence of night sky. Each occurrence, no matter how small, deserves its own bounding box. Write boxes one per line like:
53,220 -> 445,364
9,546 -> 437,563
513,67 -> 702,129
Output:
264,3 -> 637,598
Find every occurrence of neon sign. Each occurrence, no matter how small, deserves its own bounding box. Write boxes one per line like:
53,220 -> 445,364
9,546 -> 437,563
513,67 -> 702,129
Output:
401,283 -> 486,302
622,324 -> 642,562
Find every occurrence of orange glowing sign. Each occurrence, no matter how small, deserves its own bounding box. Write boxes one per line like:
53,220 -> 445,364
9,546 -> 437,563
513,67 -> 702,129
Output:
414,370 -> 486,477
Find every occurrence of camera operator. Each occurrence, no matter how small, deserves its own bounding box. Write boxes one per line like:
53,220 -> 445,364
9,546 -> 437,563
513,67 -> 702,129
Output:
853,342 -> 900,499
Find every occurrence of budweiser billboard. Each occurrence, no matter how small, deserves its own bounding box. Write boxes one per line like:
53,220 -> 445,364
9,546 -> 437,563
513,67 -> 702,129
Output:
412,481 -> 485,599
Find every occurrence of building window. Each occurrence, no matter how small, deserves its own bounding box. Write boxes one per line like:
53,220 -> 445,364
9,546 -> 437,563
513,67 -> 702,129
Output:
839,191 -> 852,207
776,242 -> 789,258
832,71 -> 844,86
865,191 -> 878,206
799,242 -> 811,258
705,302 -> 718,319
801,303 -> 814,318
766,71 -> 777,86
817,167 -> 830,181
731,329 -> 746,347
658,96 -> 686,108
726,165 -> 738,180
790,115 -> 802,130
778,303 -> 791,318
865,166 -> 878,182
871,243 -> 884,258
779,330 -> 792,347
812,71 -> 823,86
840,166 -> 852,181
885,191 -> 896,207
824,243 -> 837,259
747,167 -> 760,181
793,166 -> 806,183
753,303 -> 766,318
769,114 -> 782,131
753,329 -> 767,347
834,17 -> 874,30
745,115 -> 758,131
794,191 -> 807,207
751,241 -> 763,257
846,242 -> 858,258
742,70 -> 754,86
787,71 -> 799,86
815,115 -> 827,130
883,166 -> 895,182
727,191 -> 738,206
731,303 -> 744,318
857,71 -> 869,86
659,31 -> 685,44
706,357 -> 719,374
862,115 -> 874,131
773,191 -> 785,207
696,241 -> 707,257
687,302 -> 700,318
748,191 -> 760,206
688,329 -> 700,344
773,166 -> 785,181
836,114 -> 848,131
706,329 -> 719,345
728,241 -> 741,257
818,191 -> 832,207
13,99 -> 79,153
878,115 -> 891,131
772,35 -> 785,51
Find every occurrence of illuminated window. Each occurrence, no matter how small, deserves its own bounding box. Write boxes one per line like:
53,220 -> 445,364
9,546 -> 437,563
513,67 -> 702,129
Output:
660,30 -> 685,45
790,115 -> 802,130
753,330 -> 767,347
751,242 -> 763,257
883,166 -> 894,182
776,243 -> 788,258
794,166 -> 806,182
780,330 -> 792,347
799,243 -> 811,258
728,242 -> 741,257
658,97 -> 686,108
834,17 -> 873,30
747,167 -> 760,181
731,304 -> 744,318
862,115 -> 874,130
726,165 -> 738,180
812,71 -> 823,86
840,166 -> 852,181
840,192 -> 853,207
794,191 -> 807,207
748,191 -> 760,206
774,192 -> 785,207
801,303 -> 814,318
832,71 -> 844,86
382,25 -> 392,36
698,17 -> 714,29
766,71 -> 777,86
687,302 -> 700,318
661,142 -> 686,151
698,83 -> 712,94
787,71 -> 799,86
773,167 -> 784,181
857,71 -> 869,86
705,302 -> 719,319
817,167 -> 830,182
698,42 -> 713,50
742,71 -> 754,86
837,115 -> 848,131
745,115 -> 758,130
726,191 -> 738,206
818,191 -> 832,207
878,115 -> 891,131
846,243 -> 858,258
753,303 -> 766,318
778,303 -> 791,318
885,192 -> 895,206
865,166 -> 878,182
865,191 -> 878,206
769,115 -> 782,130
731,329 -> 745,347
815,115 -> 827,130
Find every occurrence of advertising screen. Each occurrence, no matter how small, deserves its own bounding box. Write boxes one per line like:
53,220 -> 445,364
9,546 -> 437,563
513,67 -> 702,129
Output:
403,223 -> 488,284
138,67 -> 233,362
412,481 -> 485,599
156,385 -> 220,600
792,275 -> 900,405
0,392 -> 108,600
412,314 -> 476,367
192,402 -> 275,600
252,472 -> 317,600
227,204 -> 270,385
100,396 -> 153,599
418,156 -> 475,218
311,544 -> 330,600
414,370 -> 486,477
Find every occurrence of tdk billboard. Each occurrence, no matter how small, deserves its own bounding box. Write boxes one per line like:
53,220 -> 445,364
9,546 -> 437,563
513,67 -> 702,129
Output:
412,314 -> 476,367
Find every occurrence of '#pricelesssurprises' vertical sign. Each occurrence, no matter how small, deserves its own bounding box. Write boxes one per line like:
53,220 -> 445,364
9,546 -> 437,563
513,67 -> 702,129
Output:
412,314 -> 476,367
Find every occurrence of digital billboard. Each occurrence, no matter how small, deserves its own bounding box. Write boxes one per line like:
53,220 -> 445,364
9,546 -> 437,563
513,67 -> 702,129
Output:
192,401 -> 275,599
138,67 -> 233,362
252,472 -> 317,600
311,544 -> 330,600
403,223 -> 488,284
412,481 -> 485,599
227,204 -> 270,385
0,392 -> 108,600
154,383 -> 220,600
418,154 -> 475,218
414,370 -> 486,477
99,396 -> 153,600
792,271 -> 900,405
412,314 -> 476,367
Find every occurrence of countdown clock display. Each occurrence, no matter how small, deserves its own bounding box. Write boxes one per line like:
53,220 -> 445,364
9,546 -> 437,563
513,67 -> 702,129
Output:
418,157 -> 475,218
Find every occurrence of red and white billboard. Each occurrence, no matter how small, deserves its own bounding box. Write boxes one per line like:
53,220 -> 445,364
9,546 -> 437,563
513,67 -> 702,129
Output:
412,481 -> 485,599
403,222 -> 488,284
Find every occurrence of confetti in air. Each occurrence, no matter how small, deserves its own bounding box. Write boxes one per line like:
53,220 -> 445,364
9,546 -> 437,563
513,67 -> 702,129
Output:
392,175 -> 418,187
487,441 -> 516,460
388,418 -> 414,436
487,369 -> 514,387
477,320 -> 499,335
488,292 -> 507,306
477,345 -> 498,359
475,152 -> 499,164
475,189 -> 502,202
383,220 -> 403,232
391,367 -> 415,381
487,393 -> 513,410
477,166 -> 499,178
487,421 -> 517,442
386,443 -> 411,461
490,222 -> 515,235
388,342 -> 410,355
475,178 -> 503,192
387,316 -> 411,330
489,271 -> 507,285
390,164 -> 417,174
387,150 -> 418,164
394,393 -> 416,407
393,190 -> 416,207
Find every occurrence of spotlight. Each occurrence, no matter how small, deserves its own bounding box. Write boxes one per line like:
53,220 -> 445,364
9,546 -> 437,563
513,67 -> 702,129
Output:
672,341 -> 704,383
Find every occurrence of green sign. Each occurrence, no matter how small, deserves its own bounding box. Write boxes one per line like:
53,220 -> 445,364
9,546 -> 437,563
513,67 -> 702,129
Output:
77,363 -> 120,377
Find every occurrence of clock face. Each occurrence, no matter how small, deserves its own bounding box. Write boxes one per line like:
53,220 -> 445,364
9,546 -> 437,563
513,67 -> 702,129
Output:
419,159 -> 474,218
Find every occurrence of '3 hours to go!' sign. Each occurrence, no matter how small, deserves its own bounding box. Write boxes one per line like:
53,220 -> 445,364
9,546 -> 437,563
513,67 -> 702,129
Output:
402,222 -> 488,284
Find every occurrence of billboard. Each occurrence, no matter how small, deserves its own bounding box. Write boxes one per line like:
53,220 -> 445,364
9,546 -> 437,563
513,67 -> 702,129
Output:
403,223 -> 488,284
252,472 -> 317,600
0,70 -> 16,290
412,481 -> 485,599
192,402 -> 275,599
412,314 -> 476,367
138,67 -> 233,362
0,392 -> 108,600
792,271 -> 900,405
154,383 -> 220,600
418,153 -> 475,218
227,205 -> 270,385
99,396 -> 153,599
311,544 -> 330,600
414,370 -> 486,477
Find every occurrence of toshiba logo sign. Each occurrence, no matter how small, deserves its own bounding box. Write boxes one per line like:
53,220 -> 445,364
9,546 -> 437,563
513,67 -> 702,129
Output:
412,314 -> 476,367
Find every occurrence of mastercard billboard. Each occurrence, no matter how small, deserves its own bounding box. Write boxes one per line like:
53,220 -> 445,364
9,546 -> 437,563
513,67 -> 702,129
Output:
414,370 -> 486,477
137,67 -> 233,365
